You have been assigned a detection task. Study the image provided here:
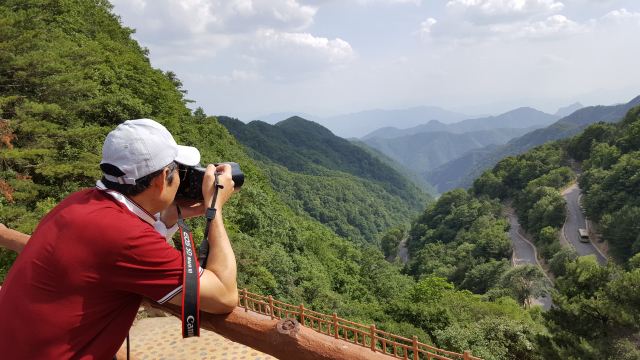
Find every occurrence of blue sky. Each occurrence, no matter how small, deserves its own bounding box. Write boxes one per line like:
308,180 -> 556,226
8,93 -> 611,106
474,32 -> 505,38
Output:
110,0 -> 640,120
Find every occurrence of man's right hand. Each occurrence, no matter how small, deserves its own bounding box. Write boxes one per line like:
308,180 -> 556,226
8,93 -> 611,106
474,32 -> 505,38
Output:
202,163 -> 235,210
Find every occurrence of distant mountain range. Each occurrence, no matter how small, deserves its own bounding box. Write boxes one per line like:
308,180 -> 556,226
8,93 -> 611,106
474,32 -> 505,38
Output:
361,107 -> 558,179
363,107 -> 558,139
256,104 -> 585,140
426,95 -> 640,193
256,107 -> 471,138
364,128 -> 532,175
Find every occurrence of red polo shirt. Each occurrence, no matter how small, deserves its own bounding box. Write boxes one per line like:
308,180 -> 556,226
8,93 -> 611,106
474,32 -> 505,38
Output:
0,187 -> 193,359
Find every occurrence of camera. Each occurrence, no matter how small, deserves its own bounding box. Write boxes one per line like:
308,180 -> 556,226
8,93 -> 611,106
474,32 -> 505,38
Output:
176,162 -> 244,200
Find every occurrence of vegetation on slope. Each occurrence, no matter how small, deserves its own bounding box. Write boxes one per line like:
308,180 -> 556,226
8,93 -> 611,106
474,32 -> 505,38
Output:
218,116 -> 431,243
472,143 -> 574,262
567,106 -> 640,263
467,105 -> 640,357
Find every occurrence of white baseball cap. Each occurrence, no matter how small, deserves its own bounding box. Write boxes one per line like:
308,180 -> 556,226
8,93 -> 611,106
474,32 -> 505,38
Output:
101,118 -> 200,185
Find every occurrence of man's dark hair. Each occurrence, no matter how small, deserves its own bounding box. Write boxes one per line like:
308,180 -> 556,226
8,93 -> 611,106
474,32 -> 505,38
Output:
100,162 -> 178,197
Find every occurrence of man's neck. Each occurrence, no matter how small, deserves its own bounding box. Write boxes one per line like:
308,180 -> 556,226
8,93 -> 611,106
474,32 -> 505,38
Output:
130,192 -> 161,216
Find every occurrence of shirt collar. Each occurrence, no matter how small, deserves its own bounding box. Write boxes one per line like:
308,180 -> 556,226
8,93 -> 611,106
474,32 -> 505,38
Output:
96,180 -> 158,225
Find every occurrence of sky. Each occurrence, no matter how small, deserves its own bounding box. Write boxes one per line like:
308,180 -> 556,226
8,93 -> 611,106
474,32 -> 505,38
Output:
109,0 -> 640,120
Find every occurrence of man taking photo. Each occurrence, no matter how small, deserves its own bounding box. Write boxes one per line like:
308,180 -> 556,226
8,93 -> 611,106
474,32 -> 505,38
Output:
0,118 -> 238,359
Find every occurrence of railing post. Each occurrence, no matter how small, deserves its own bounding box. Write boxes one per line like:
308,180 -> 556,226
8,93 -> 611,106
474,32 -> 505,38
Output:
243,288 -> 248,312
413,336 -> 419,360
333,312 -> 339,339
268,295 -> 274,319
463,350 -> 471,360
370,324 -> 376,351
299,304 -> 305,326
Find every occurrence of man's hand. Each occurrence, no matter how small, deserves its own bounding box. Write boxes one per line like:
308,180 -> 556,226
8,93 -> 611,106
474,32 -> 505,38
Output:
159,163 -> 236,228
202,163 -> 235,211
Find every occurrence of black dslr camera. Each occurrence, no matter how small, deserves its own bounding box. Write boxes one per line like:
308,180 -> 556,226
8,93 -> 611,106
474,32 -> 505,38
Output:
176,162 -> 244,200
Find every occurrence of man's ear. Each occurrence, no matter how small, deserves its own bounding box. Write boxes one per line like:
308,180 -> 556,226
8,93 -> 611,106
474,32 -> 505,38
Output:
151,169 -> 169,191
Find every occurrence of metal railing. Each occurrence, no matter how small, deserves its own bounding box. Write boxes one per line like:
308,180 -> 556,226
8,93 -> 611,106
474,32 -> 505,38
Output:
238,288 -> 481,360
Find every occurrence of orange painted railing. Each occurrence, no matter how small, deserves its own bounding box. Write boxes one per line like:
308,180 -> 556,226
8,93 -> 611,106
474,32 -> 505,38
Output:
238,288 -> 481,360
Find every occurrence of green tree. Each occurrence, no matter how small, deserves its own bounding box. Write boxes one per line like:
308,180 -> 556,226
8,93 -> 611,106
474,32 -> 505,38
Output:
380,226 -> 406,259
549,247 -> 578,277
601,206 -> 640,262
545,257 -> 640,358
499,265 -> 549,308
584,143 -> 620,170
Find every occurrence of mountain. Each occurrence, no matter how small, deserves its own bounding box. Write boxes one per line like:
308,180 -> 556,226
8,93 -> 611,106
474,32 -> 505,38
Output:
218,116 -> 432,242
315,106 -> 470,138
426,95 -> 640,192
555,102 -> 584,117
253,112 -> 318,124
363,128 -> 531,176
363,107 -> 557,140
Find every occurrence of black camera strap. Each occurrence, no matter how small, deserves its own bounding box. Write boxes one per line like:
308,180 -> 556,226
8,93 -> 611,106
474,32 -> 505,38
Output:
176,206 -> 200,338
198,172 -> 222,266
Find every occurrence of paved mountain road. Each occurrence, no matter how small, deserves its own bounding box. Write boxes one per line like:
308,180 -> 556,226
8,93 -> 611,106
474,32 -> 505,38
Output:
562,184 -> 607,265
506,210 -> 552,310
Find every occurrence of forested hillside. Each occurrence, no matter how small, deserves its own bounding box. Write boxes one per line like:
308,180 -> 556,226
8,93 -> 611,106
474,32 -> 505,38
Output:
467,105 -> 640,357
567,107 -> 640,263
472,143 -> 573,262
218,116 -> 431,243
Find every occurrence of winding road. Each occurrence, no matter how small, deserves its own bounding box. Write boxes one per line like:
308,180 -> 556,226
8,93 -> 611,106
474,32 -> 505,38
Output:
506,209 -> 553,310
561,184 -> 608,265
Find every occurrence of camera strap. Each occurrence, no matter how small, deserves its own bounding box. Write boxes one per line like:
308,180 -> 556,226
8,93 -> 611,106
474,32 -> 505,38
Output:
198,172 -> 222,266
176,206 -> 200,338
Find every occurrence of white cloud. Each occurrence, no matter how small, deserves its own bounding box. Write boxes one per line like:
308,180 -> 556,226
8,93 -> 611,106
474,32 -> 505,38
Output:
423,14 -> 585,41
111,0 -> 317,39
247,29 -> 355,80
419,18 -> 438,37
602,8 -> 640,23
110,0 -> 354,81
446,0 -> 565,23
490,14 -> 586,38
420,0 -> 598,41
189,69 -> 263,84
254,30 -> 354,64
